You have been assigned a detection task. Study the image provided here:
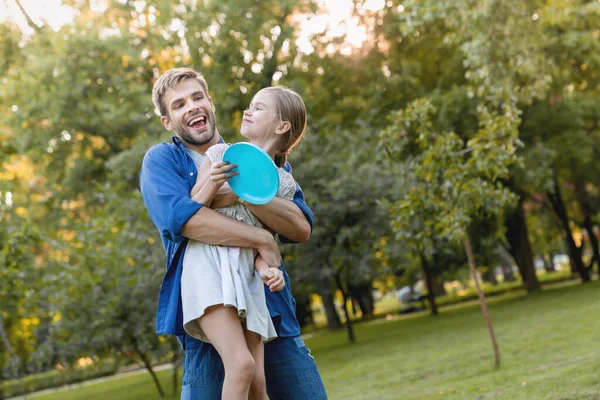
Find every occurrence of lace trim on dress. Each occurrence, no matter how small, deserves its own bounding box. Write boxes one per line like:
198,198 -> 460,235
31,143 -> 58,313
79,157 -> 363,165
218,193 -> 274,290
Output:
277,169 -> 297,201
205,143 -> 230,165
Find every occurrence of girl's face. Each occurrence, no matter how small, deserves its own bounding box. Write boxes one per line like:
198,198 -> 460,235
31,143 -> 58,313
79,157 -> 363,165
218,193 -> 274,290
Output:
240,91 -> 281,141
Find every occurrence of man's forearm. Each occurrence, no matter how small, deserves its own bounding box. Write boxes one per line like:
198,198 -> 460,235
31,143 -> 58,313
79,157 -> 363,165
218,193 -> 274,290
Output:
246,197 -> 311,242
181,206 -> 271,248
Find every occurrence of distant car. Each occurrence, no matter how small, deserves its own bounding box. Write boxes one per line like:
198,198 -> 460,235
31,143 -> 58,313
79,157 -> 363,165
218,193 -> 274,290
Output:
396,286 -> 426,314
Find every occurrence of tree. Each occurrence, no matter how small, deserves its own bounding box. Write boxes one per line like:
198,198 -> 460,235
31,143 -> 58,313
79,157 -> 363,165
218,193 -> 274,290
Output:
283,126 -> 396,340
508,0 -> 600,281
378,0 -> 560,364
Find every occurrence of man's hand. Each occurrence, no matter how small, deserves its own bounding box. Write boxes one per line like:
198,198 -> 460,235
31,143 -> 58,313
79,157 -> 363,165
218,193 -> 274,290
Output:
256,232 -> 282,268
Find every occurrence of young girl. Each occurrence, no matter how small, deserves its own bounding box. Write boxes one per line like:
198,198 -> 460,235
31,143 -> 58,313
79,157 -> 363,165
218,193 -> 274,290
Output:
180,86 -> 307,400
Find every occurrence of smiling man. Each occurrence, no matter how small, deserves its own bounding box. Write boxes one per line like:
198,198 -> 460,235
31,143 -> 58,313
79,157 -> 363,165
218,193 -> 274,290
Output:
158,77 -> 218,153
139,67 -> 327,399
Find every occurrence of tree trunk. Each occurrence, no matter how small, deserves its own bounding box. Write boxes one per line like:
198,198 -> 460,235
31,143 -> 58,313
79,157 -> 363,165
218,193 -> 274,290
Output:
542,254 -> 556,272
420,253 -> 438,316
547,179 -> 590,282
260,6 -> 291,89
497,247 -> 517,282
575,181 -> 600,274
14,0 -> 43,33
333,273 -> 355,343
294,295 -> 314,328
482,267 -> 499,285
504,197 -> 541,292
315,272 -> 342,330
0,316 -> 17,400
464,236 -> 501,367
132,339 -> 165,397
347,282 -> 374,317
171,361 -> 178,397
430,275 -> 447,296
0,315 -> 16,357
582,215 -> 600,272
502,264 -> 517,282
170,340 -> 182,397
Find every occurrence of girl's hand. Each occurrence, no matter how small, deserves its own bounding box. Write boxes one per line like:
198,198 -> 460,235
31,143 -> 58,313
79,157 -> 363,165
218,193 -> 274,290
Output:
255,255 -> 285,292
262,267 -> 285,292
210,161 -> 237,189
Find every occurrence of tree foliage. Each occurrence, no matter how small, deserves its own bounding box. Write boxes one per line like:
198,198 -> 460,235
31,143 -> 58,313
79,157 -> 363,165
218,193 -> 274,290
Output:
1,0 -> 599,383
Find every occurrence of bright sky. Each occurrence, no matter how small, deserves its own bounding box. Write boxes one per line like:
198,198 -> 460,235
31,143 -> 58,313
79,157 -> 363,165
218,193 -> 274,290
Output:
0,0 -> 75,33
1,0 -> 387,52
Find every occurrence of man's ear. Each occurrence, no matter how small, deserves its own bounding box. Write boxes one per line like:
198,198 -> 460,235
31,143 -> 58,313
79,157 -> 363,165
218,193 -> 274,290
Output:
161,115 -> 173,131
209,96 -> 215,112
275,121 -> 291,135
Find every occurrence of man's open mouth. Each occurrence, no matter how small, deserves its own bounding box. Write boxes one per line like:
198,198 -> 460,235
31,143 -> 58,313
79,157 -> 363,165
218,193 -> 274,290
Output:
188,115 -> 207,129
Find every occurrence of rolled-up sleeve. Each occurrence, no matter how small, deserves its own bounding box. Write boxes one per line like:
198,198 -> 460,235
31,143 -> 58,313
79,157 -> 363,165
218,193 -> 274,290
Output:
140,145 -> 203,244
279,163 -> 314,244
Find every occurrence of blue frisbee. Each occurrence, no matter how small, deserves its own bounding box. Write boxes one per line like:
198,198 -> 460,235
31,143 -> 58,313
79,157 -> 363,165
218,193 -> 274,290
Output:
223,142 -> 279,205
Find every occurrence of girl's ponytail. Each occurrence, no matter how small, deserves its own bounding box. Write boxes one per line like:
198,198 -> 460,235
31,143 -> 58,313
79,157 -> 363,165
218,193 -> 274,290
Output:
274,151 -> 289,168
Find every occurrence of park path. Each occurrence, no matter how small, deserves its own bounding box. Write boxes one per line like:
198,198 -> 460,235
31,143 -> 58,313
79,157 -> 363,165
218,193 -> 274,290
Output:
7,364 -> 173,400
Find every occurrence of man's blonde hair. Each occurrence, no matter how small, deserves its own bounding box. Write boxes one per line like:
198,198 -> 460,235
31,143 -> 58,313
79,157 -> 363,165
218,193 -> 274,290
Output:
152,68 -> 209,117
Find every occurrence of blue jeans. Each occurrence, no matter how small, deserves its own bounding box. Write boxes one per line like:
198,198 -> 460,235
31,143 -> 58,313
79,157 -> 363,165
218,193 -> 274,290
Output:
181,335 -> 328,399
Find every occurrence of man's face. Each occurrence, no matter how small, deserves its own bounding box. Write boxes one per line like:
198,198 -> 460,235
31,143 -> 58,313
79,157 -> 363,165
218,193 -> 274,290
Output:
161,79 -> 217,148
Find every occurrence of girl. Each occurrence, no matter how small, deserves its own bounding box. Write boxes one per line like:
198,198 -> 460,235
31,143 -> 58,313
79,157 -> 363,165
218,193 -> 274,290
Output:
180,86 -> 307,400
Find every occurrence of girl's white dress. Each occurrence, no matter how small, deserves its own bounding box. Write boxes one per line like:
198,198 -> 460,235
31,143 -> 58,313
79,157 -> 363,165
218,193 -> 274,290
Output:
181,143 -> 297,343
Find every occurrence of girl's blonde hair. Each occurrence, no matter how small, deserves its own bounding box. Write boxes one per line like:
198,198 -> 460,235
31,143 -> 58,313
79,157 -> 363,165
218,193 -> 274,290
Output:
260,86 -> 307,168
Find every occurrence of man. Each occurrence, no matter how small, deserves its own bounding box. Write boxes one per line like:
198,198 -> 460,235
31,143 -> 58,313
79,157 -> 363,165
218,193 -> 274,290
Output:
140,67 -> 327,399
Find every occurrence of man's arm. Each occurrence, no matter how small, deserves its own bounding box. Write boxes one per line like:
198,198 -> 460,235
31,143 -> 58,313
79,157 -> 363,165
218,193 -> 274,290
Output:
245,195 -> 311,243
140,145 -> 281,266
211,193 -> 312,243
182,207 -> 270,247
140,145 -> 203,244
211,163 -> 314,243
248,162 -> 314,243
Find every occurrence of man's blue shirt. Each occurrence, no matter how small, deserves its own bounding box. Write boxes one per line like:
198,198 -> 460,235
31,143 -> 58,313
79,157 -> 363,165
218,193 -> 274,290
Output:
140,137 -> 314,338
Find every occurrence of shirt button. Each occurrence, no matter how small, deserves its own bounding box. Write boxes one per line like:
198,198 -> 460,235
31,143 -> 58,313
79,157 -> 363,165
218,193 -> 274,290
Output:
190,172 -> 194,176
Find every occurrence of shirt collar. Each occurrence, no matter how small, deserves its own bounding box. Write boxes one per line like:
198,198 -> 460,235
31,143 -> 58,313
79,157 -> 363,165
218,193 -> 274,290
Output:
170,135 -> 226,147
171,136 -> 184,146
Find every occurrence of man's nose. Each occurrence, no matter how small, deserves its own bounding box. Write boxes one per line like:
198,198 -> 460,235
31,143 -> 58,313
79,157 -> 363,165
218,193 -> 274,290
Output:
186,101 -> 200,114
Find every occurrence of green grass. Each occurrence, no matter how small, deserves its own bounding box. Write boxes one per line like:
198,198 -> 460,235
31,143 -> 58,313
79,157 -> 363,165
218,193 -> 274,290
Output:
28,281 -> 600,399
312,280 -> 600,400
23,369 -> 182,399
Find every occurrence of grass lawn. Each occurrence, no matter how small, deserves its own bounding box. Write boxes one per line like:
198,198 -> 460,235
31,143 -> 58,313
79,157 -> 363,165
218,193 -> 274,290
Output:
29,281 -> 600,400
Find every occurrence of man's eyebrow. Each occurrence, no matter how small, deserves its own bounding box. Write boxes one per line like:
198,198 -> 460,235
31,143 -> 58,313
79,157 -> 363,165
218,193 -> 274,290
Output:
170,96 -> 184,107
170,91 -> 204,107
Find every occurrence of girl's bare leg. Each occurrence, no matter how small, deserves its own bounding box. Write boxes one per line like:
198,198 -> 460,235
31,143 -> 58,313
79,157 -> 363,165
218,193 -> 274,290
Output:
245,329 -> 267,400
197,305 -> 256,400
